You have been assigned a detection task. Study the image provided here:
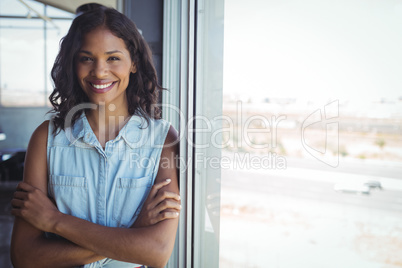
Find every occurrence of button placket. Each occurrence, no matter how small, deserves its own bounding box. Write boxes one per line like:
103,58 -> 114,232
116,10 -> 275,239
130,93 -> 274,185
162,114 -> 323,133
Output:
96,151 -> 107,225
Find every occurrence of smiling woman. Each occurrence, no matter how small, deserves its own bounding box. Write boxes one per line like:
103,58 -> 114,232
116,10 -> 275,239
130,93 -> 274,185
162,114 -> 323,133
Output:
10,6 -> 181,268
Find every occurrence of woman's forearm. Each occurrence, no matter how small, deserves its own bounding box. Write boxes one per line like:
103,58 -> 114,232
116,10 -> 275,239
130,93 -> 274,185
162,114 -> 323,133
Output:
52,212 -> 178,267
11,219 -> 105,268
12,237 -> 103,268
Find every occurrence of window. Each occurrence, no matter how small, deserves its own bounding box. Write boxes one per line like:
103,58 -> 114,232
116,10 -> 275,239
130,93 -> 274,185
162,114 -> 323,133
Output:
164,0 -> 402,267
219,0 -> 402,267
0,0 -> 73,107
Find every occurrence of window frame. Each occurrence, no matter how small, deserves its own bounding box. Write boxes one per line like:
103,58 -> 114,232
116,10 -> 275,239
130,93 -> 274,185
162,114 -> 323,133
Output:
162,0 -> 196,267
163,0 -> 224,267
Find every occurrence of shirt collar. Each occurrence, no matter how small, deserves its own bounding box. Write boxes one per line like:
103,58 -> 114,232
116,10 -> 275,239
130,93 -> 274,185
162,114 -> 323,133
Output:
67,112 -> 148,149
66,112 -> 87,146
116,115 -> 148,148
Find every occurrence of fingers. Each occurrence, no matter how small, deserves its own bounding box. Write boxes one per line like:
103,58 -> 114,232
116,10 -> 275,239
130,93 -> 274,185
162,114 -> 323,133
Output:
149,199 -> 181,224
158,199 -> 182,212
10,198 -> 24,209
11,189 -> 28,212
11,207 -> 23,217
16,182 -> 35,192
154,211 -> 180,223
148,179 -> 172,199
153,191 -> 180,205
10,193 -> 27,218
169,191 -> 181,201
148,209 -> 180,225
147,179 -> 180,205
132,192 -> 181,227
11,189 -> 29,217
146,190 -> 181,213
133,178 -> 181,227
13,190 -> 27,200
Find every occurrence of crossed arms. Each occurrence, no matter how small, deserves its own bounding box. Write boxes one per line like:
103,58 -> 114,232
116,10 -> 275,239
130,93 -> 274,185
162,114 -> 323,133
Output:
10,121 -> 181,268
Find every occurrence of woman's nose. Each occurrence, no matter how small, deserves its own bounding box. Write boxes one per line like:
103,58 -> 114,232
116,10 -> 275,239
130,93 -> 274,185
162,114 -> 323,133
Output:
91,60 -> 108,77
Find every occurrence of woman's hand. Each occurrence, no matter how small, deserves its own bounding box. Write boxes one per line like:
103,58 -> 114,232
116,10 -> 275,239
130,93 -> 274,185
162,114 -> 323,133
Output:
132,179 -> 181,228
11,182 -> 61,233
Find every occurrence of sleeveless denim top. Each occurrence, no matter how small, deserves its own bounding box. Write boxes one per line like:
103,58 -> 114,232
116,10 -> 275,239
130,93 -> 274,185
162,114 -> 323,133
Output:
47,112 -> 170,268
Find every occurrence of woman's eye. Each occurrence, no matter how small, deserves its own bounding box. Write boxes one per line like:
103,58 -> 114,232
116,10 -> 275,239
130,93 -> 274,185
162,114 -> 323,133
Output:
108,56 -> 120,61
80,56 -> 93,62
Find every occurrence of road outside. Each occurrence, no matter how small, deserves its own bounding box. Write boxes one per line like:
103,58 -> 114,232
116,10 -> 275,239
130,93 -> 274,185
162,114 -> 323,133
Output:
219,156 -> 402,268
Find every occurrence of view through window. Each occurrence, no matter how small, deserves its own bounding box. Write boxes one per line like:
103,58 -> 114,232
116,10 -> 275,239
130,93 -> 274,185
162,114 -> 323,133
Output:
0,0 -> 73,107
219,0 -> 402,267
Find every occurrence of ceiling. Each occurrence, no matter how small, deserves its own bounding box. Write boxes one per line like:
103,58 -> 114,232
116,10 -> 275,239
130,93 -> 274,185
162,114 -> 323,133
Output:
34,0 -> 117,14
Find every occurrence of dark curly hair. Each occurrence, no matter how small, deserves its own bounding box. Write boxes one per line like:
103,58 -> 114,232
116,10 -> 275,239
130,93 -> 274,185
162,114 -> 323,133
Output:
49,7 -> 162,132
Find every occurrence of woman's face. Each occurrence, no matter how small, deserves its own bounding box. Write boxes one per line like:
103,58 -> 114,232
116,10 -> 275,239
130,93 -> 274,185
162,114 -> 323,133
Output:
75,26 -> 136,106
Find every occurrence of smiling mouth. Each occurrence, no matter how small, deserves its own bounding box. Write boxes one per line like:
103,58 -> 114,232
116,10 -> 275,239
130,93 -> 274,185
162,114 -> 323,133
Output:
88,81 -> 117,93
90,82 -> 114,89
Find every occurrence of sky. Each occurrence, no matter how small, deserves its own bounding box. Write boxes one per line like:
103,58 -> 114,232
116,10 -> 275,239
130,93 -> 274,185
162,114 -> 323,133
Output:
223,0 -> 402,102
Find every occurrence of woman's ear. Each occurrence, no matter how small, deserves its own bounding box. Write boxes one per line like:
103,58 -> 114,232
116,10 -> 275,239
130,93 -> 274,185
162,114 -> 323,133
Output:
131,63 -> 137,74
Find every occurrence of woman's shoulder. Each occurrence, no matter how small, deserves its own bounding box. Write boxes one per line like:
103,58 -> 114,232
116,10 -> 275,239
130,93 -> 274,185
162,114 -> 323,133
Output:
152,119 -> 177,147
149,117 -> 171,128
165,125 -> 179,146
25,121 -> 49,169
139,118 -> 177,148
159,125 -> 179,158
30,120 -> 50,143
22,121 -> 49,193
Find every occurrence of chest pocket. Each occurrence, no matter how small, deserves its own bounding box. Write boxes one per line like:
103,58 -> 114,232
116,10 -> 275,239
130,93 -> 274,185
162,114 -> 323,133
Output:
113,175 -> 152,227
49,175 -> 89,220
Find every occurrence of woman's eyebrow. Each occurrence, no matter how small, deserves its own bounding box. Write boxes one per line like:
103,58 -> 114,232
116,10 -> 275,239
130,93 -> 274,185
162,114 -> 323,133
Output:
105,50 -> 123,55
79,50 -> 92,55
78,50 -> 124,55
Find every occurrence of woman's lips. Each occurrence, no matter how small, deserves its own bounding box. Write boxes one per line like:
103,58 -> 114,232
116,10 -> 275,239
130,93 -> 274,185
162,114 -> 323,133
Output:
88,81 -> 117,93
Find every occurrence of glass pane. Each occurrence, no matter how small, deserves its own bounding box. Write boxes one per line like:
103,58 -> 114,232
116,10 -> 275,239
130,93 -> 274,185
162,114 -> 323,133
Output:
0,0 -> 73,107
193,0 -> 224,266
46,4 -> 74,18
220,0 -> 402,267
0,18 -> 45,106
0,0 -> 33,16
0,0 -> 47,16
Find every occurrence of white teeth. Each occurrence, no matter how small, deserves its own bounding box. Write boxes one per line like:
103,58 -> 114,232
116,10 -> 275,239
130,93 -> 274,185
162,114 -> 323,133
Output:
91,82 -> 113,89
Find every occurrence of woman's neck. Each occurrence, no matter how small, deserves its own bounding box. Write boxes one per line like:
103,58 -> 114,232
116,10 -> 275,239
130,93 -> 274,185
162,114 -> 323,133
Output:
85,102 -> 130,147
